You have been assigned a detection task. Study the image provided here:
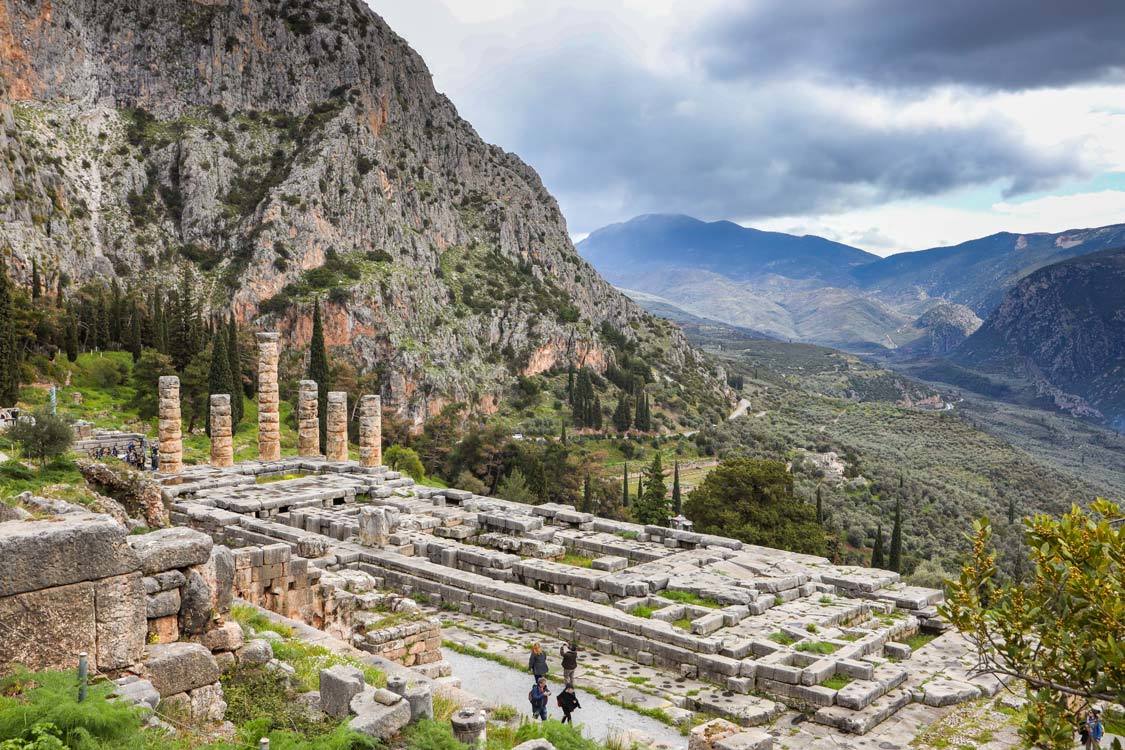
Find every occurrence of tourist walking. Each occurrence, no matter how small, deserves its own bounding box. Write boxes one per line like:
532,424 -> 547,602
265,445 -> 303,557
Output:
1084,707 -> 1104,749
528,677 -> 550,721
528,643 -> 549,680
557,684 -> 581,724
560,642 -> 579,685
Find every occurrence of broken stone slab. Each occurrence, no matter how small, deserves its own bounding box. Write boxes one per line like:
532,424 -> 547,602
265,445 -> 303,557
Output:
348,689 -> 412,739
813,687 -> 911,734
128,527 -> 213,575
921,679 -> 981,707
236,639 -> 273,666
111,677 -> 161,712
320,664 -> 366,718
511,741 -> 556,750
0,514 -> 139,596
201,621 -> 244,652
143,642 -> 221,697
146,589 -> 182,618
714,730 -> 774,750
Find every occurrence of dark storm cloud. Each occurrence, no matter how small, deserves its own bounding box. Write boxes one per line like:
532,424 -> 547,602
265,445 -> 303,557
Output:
472,41 -> 1083,235
695,0 -> 1125,90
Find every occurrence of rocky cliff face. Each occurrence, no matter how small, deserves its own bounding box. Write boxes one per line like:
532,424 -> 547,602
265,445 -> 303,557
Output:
0,0 -> 728,425
906,302 -> 981,356
955,248 -> 1125,427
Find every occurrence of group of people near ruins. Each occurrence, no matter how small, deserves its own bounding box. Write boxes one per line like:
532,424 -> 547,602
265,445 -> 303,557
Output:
527,642 -> 583,724
88,441 -> 158,471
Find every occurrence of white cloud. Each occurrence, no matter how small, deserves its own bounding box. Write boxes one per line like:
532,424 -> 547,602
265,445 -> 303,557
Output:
757,188 -> 1125,255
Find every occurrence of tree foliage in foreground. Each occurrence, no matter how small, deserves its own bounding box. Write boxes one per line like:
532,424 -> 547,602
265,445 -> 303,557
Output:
943,499 -> 1124,750
5,411 -> 73,465
684,457 -> 826,555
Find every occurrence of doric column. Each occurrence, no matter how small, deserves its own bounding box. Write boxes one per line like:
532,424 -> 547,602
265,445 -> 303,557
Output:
256,332 -> 281,461
325,391 -> 348,462
209,394 -> 233,467
358,394 -> 381,467
298,380 -> 320,456
157,375 -> 182,474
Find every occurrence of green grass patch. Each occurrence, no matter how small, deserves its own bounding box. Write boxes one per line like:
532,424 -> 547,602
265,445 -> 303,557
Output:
615,530 -> 639,540
904,633 -> 938,651
840,632 -> 863,642
659,590 -> 721,608
626,676 -> 649,685
270,639 -> 385,692
230,603 -> 294,638
0,457 -> 94,503
560,553 -> 595,568
822,673 -> 853,690
672,617 -> 693,631
769,631 -> 798,646
365,609 -> 423,631
796,641 -> 839,655
631,605 -> 655,619
256,471 -> 310,484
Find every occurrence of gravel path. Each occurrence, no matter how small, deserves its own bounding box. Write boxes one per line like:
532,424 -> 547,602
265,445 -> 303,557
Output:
443,648 -> 685,749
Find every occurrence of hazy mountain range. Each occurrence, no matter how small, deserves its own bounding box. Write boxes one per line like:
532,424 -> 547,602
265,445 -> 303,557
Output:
579,213 -> 1125,354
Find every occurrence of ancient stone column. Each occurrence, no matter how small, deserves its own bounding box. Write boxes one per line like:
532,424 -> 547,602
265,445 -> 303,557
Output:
325,391 -> 348,462
257,332 -> 281,461
358,394 -> 381,467
157,375 -> 182,474
209,394 -> 233,467
451,708 -> 487,748
297,380 -> 320,457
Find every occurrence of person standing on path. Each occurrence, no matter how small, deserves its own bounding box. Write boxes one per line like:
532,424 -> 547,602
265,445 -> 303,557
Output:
529,677 -> 550,721
1085,707 -> 1104,750
528,643 -> 549,680
557,684 -> 581,724
560,642 -> 579,685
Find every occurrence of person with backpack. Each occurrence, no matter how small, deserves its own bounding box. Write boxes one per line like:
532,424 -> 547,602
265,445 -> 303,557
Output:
528,643 -> 549,680
1086,707 -> 1104,749
560,642 -> 579,685
557,684 -> 581,724
529,677 -> 550,721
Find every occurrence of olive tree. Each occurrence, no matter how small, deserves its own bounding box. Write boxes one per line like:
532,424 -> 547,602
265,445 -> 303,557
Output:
943,499 -> 1123,750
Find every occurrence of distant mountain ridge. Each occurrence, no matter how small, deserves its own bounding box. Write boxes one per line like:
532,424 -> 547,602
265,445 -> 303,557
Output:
952,247 -> 1125,428
578,214 -> 1125,354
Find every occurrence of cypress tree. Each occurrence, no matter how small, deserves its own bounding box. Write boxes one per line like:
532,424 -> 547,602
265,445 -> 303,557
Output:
128,306 -> 143,362
108,279 -> 123,346
227,316 -> 242,428
635,452 -> 669,526
560,421 -> 567,444
816,485 -> 823,525
612,395 -> 631,433
871,524 -> 885,569
622,462 -> 629,508
64,306 -> 79,363
308,300 -> 330,452
672,461 -> 682,516
582,474 -> 592,513
0,261 -> 19,404
31,259 -> 40,299
206,327 -> 232,437
889,498 -> 903,573
592,395 -> 603,430
567,366 -> 575,403
1007,496 -> 1015,526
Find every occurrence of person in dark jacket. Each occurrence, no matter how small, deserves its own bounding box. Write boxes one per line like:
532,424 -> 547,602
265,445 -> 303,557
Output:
560,642 -> 579,685
528,643 -> 549,679
529,677 -> 550,721
557,685 -> 581,724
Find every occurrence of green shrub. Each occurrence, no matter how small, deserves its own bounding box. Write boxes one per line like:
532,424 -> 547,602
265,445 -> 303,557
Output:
0,669 -> 142,748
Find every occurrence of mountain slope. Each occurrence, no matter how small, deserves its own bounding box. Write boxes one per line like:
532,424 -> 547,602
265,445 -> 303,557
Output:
580,213 -> 1125,355
0,0 -> 729,426
580,214 -> 877,285
953,247 -> 1125,428
853,224 -> 1125,313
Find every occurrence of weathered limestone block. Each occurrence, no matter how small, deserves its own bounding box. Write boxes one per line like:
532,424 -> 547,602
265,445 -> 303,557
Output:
180,568 -> 215,634
715,731 -> 774,750
358,394 -> 381,467
127,527 -> 213,575
0,514 -> 138,596
236,639 -> 273,666
320,664 -> 366,718
148,615 -> 179,644
209,394 -> 233,467
359,506 -> 390,547
158,375 -> 182,474
298,380 -> 320,456
325,391 -> 348,462
921,679 -> 981,707
143,642 -> 221,696
257,332 -> 281,461
147,588 -> 182,618
349,689 -> 412,739
202,621 -> 244,652
188,682 -> 227,721
689,718 -> 742,750
0,581 -> 96,671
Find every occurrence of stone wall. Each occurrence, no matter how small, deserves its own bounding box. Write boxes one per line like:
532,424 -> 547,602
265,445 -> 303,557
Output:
0,511 -> 271,724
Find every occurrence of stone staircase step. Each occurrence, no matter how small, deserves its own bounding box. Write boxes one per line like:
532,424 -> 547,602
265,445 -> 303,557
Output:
812,687 -> 912,734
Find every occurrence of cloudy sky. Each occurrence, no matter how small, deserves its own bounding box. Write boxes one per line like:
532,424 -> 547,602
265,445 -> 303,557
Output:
375,0 -> 1125,256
